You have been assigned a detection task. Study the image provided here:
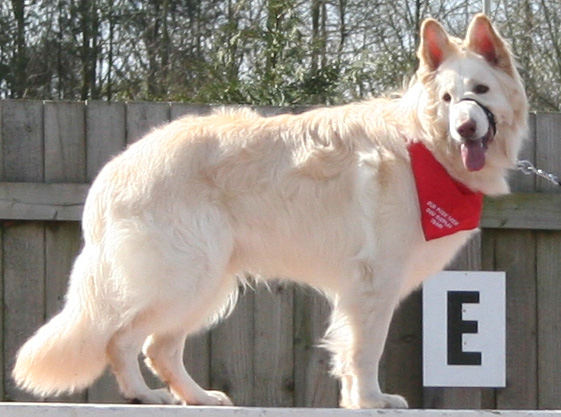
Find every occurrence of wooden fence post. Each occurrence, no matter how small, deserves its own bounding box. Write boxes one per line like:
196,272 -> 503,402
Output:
86,101 -> 127,403
1,101 -> 45,402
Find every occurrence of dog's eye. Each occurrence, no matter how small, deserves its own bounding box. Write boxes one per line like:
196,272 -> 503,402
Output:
474,84 -> 489,94
442,93 -> 452,103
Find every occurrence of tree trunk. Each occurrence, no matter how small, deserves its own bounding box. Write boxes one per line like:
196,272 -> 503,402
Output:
10,0 -> 27,98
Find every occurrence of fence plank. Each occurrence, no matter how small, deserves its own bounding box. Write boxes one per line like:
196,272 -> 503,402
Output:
512,113 -> 538,191
381,289 -> 423,408
2,185 -> 561,230
85,101 -> 127,403
44,101 -> 88,402
1,101 -> 45,402
170,103 -> 211,120
44,102 -> 86,183
293,291 -> 338,408
0,182 -> 87,221
2,101 -> 44,182
129,101 -> 171,390
126,102 -> 170,144
169,103 -> 220,393
537,233 -> 561,409
250,108 -> 297,407
253,284 -> 295,407
535,112 -> 561,409
44,222 -> 85,403
535,113 -> 561,193
124,101 -> 173,390
490,113 -> 537,410
0,100 -> 4,399
3,223 -> 46,402
44,227 -> 82,317
481,193 -> 561,230
86,101 -> 126,182
182,332 -> 211,396
210,288 -> 255,406
170,102 -> 213,388
480,230 -> 497,409
494,230 -> 538,409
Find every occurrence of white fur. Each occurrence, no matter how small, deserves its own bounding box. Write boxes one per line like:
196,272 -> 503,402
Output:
12,15 -> 527,409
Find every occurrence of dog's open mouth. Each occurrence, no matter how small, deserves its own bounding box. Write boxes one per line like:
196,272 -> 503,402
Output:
460,127 -> 494,172
458,98 -> 497,172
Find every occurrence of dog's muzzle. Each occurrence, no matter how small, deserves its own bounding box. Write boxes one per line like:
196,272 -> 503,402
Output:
457,98 -> 497,172
460,98 -> 496,137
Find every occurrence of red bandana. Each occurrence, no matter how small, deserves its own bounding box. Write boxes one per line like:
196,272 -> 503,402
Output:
408,142 -> 483,241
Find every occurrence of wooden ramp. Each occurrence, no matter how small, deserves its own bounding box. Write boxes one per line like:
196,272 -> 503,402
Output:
1,404 -> 561,417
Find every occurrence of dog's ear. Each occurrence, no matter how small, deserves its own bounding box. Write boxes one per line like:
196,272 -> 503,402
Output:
418,18 -> 454,71
466,14 -> 514,75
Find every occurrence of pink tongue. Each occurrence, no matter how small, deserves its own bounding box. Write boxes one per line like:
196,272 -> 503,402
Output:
461,140 -> 486,171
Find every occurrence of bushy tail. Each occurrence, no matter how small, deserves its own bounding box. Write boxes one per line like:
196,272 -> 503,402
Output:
12,248 -> 116,397
12,304 -> 111,397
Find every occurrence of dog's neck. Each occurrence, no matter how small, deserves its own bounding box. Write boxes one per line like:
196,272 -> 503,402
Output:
418,138 -> 510,196
408,141 -> 483,241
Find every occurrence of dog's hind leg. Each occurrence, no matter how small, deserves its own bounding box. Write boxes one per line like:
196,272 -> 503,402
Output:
107,323 -> 177,404
104,206 -> 237,404
144,331 -> 232,406
142,274 -> 238,406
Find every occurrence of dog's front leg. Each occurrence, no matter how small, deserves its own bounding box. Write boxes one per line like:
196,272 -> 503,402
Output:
330,276 -> 408,409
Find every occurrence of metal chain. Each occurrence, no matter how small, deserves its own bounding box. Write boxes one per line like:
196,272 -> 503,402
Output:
516,159 -> 561,186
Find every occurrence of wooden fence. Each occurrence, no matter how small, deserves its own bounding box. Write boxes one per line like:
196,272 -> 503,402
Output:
0,101 -> 559,410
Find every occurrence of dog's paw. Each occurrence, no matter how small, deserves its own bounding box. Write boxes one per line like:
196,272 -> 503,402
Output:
189,390 -> 233,406
364,393 -> 408,409
343,393 -> 408,409
207,390 -> 234,406
127,388 -> 179,405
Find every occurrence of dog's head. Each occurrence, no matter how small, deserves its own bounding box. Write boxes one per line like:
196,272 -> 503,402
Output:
415,14 -> 528,194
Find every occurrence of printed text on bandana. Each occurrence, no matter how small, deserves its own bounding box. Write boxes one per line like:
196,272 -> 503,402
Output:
425,201 -> 459,231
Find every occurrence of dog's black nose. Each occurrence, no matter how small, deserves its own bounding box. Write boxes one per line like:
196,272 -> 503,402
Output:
457,120 -> 477,139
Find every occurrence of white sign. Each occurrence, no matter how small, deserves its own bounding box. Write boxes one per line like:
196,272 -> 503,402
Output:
423,271 -> 505,387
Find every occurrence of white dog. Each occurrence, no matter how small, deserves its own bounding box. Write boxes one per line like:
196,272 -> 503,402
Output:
13,14 -> 527,409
